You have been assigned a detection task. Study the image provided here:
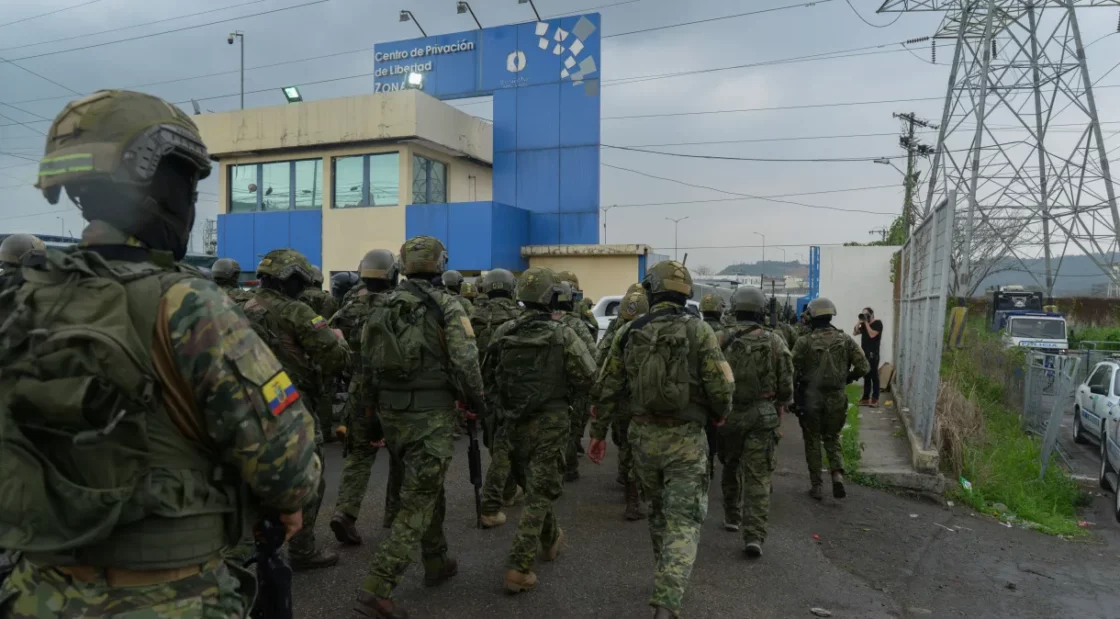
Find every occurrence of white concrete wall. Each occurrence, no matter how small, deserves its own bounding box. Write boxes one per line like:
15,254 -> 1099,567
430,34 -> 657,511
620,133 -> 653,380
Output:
818,246 -> 900,366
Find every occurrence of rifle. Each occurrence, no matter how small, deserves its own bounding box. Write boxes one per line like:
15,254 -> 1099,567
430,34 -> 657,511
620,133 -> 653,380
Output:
244,515 -> 292,619
465,418 -> 484,528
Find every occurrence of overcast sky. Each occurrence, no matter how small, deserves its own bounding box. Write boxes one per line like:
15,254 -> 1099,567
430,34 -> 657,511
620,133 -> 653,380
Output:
2,0 -> 1119,273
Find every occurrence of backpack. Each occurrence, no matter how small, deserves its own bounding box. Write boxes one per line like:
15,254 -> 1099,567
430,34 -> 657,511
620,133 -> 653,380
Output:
242,292 -> 317,390
491,314 -> 565,419
0,247 -> 192,553
722,326 -> 776,402
364,280 -> 445,385
810,329 -> 851,391
473,299 -> 520,354
621,308 -> 695,413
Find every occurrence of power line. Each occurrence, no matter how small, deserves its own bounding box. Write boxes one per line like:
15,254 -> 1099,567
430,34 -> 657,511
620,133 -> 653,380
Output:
2,0 -> 330,62
604,144 -> 909,162
0,0 -> 105,30
0,151 -> 41,162
0,0 -> 272,53
601,0 -> 834,39
547,0 -> 641,18
843,0 -> 901,28
610,183 -> 900,209
602,162 -> 898,215
0,111 -> 45,136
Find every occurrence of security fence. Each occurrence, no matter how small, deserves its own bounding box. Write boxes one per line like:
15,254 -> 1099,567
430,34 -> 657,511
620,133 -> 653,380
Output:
1022,352 -> 1081,476
896,192 -> 956,450
1069,341 -> 1120,388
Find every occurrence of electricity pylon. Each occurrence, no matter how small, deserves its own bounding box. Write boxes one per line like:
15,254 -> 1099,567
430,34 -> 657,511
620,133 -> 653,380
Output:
879,0 -> 1120,297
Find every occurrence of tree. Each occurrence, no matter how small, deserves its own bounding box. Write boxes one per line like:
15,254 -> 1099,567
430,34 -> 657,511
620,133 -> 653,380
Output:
693,264 -> 714,277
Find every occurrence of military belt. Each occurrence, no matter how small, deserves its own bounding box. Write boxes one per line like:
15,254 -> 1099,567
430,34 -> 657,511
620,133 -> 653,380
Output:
631,415 -> 692,426
53,557 -> 221,588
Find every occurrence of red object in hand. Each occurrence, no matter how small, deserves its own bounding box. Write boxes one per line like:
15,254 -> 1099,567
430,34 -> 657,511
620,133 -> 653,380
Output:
588,439 -> 607,464
371,438 -> 386,448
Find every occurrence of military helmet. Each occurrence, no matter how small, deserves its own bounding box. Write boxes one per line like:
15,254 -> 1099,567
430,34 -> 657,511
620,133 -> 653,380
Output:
311,265 -> 324,286
461,281 -> 478,299
37,90 -> 211,205
442,269 -> 464,291
0,233 -> 46,266
643,260 -> 692,297
806,297 -> 838,318
618,290 -> 649,320
625,282 -> 644,297
358,249 -> 398,283
481,268 -> 516,296
400,235 -> 448,276
517,267 -> 560,306
211,257 -> 241,284
257,248 -> 315,284
699,293 -> 726,315
556,270 -> 580,290
332,271 -> 360,298
730,286 -> 767,314
556,281 -> 574,306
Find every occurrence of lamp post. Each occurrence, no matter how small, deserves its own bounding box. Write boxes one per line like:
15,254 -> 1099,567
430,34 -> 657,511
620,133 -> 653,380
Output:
518,0 -> 542,21
227,31 -> 244,110
666,216 -> 688,261
754,231 -> 765,268
457,1 -> 483,29
777,247 -> 786,262
601,204 -> 616,244
56,216 -> 64,237
399,10 -> 427,36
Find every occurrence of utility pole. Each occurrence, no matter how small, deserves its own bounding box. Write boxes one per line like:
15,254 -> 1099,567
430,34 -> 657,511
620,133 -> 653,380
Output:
666,216 -> 688,261
228,31 -> 245,110
601,204 -> 616,244
892,112 -> 936,240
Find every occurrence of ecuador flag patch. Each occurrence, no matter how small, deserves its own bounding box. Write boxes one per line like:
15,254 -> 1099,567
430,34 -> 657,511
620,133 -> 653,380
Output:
262,371 -> 300,416
311,315 -> 327,330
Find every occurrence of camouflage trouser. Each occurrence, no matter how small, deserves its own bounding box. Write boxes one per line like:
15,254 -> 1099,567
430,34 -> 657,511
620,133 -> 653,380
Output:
630,420 -> 709,616
611,415 -> 636,484
564,398 -> 590,475
289,442 -> 327,558
317,385 -> 335,436
798,390 -> 849,486
335,410 -> 402,523
0,558 -> 253,618
481,420 -> 525,515
361,407 -> 455,599
506,408 -> 568,572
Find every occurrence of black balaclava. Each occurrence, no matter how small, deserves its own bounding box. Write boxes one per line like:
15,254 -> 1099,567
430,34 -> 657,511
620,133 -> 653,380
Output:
810,315 -> 833,330
736,311 -> 765,323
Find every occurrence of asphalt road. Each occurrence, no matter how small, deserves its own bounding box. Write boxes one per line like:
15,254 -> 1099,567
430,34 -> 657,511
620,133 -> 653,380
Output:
292,414 -> 1120,619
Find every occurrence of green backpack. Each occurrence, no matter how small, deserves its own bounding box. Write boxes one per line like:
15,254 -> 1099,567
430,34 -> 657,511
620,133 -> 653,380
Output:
0,248 -> 191,553
365,281 -> 444,385
491,315 -> 565,419
473,300 -> 520,354
722,326 -> 776,402
622,308 -> 695,413
811,329 -> 851,391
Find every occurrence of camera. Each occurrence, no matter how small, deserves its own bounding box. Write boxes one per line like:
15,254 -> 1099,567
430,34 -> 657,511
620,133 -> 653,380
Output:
858,313 -> 867,320
227,33 -> 235,45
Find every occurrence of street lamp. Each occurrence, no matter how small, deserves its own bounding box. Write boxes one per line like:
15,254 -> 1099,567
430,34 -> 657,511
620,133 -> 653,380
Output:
227,31 -> 244,110
777,247 -> 787,262
399,10 -> 427,36
405,72 -> 424,89
281,86 -> 303,103
55,216 -> 64,237
873,157 -> 906,176
754,231 -> 765,268
601,204 -> 616,244
457,1 -> 483,29
666,216 -> 688,261
518,0 -> 542,21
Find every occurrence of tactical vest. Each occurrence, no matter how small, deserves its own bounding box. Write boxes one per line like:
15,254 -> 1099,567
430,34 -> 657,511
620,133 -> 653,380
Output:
365,280 -> 455,408
472,297 -> 522,356
722,324 -> 778,407
0,248 -> 241,569
620,307 -> 707,425
490,313 -> 569,418
807,328 -> 851,392
242,290 -> 317,393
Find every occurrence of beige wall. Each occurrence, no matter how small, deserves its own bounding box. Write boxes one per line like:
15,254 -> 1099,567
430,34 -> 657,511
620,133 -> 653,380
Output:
528,255 -> 640,303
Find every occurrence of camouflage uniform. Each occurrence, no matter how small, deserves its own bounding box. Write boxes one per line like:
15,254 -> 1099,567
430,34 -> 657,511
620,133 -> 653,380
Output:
603,290 -> 650,520
558,296 -> 598,481
242,251 -> 350,566
219,282 -> 254,305
299,286 -> 339,320
592,261 -> 734,617
775,321 -> 799,350
0,90 -> 320,618
356,236 -> 485,611
791,298 -> 869,497
212,258 -> 252,306
485,268 -> 597,590
717,287 -> 793,547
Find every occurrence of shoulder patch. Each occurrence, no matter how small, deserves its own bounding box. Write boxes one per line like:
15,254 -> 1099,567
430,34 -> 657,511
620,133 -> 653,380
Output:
460,315 -> 475,337
262,371 -> 300,416
311,315 -> 327,330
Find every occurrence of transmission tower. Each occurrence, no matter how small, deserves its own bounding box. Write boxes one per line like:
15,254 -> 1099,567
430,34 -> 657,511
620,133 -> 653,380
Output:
203,219 -> 218,255
879,0 -> 1120,297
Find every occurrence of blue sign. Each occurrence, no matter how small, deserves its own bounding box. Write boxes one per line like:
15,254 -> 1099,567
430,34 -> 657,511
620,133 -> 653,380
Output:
376,14 -> 602,251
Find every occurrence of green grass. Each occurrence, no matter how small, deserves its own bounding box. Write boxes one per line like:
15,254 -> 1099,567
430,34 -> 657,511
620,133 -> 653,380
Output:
942,343 -> 1086,536
1070,325 -> 1120,347
840,384 -> 881,487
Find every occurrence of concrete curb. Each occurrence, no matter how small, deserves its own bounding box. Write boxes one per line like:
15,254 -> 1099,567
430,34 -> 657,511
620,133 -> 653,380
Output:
891,393 -> 941,475
858,392 -> 947,494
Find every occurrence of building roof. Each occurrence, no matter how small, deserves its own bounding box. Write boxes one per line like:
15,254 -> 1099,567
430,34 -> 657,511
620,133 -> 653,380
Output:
193,90 -> 493,164
521,243 -> 652,257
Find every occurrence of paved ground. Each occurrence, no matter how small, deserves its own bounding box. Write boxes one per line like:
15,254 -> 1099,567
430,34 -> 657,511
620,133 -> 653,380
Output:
1058,402 -> 1105,481
293,413 -> 1120,619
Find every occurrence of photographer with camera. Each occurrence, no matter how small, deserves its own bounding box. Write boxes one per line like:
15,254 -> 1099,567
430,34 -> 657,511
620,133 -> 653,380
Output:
852,307 -> 883,405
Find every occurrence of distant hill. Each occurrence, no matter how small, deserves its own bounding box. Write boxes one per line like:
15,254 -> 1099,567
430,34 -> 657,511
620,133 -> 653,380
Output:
720,261 -> 807,278
976,254 -> 1115,296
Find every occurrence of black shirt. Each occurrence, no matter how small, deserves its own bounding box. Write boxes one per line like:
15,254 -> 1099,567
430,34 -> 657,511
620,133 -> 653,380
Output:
859,319 -> 883,355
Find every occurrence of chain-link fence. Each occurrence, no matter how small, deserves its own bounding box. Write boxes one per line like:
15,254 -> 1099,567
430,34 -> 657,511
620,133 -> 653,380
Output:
896,192 -> 956,450
1021,352 -> 1081,476
1070,341 -> 1120,387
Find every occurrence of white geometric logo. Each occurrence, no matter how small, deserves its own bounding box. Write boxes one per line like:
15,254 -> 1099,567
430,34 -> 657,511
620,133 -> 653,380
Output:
506,50 -> 526,73
533,16 -> 597,95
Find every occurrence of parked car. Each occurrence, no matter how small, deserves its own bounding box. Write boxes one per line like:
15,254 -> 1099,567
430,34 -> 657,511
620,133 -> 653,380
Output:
590,294 -> 699,341
1073,360 -> 1120,445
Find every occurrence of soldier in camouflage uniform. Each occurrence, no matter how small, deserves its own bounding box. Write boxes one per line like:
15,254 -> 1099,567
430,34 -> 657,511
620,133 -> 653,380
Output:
301,265 -> 340,318
0,233 -> 45,276
440,269 -> 474,315
211,257 -> 253,305
596,283 -> 645,364
475,268 -> 527,528
0,89 -> 320,618
699,293 -> 727,335
334,270 -> 363,307
297,265 -> 342,438
557,270 -> 600,339
601,288 -> 650,521
717,287 -> 793,557
461,280 -> 478,304
329,249 -> 403,545
242,248 -> 351,569
485,268 -> 597,593
791,297 -> 869,501
589,261 -> 734,619
555,280 -> 598,482
354,235 -> 486,619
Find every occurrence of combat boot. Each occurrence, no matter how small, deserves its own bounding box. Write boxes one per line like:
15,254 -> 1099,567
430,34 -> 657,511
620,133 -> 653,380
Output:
481,511 -> 507,529
832,471 -> 847,499
354,591 -> 408,619
624,482 -> 645,521
653,605 -> 677,619
504,569 -> 537,593
290,547 -> 339,571
745,541 -> 763,559
542,528 -> 564,562
330,511 -> 362,546
423,556 -> 459,587
809,483 -> 823,501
